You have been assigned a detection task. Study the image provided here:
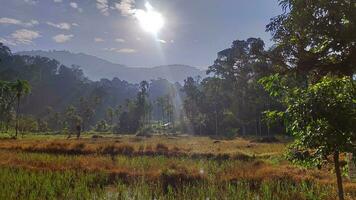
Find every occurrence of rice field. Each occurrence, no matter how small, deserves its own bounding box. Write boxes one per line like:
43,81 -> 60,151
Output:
0,134 -> 354,200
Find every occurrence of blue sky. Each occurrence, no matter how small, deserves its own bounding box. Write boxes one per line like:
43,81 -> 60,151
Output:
0,0 -> 282,68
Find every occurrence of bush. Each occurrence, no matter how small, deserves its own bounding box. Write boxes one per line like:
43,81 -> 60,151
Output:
224,128 -> 239,140
136,127 -> 153,137
95,120 -> 110,132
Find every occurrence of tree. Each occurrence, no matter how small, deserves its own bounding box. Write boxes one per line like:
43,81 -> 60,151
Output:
182,77 -> 203,134
64,105 -> 82,137
201,77 -> 225,135
12,80 -> 31,137
18,115 -> 38,134
44,106 -> 62,131
114,105 -> 123,123
156,96 -> 166,123
78,97 -> 97,131
266,0 -> 356,77
106,107 -> 114,126
163,95 -> 173,125
260,74 -> 356,200
137,81 -> 150,128
205,38 -> 277,136
117,99 -> 139,134
0,81 -> 15,131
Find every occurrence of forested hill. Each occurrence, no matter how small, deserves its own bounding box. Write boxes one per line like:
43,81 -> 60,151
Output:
0,44 -> 183,123
17,50 -> 205,83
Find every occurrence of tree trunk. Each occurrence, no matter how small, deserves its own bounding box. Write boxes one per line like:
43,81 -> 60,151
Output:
242,125 -> 246,136
259,117 -> 262,137
255,119 -> 258,136
215,107 -> 218,136
15,97 -> 20,138
334,151 -> 344,200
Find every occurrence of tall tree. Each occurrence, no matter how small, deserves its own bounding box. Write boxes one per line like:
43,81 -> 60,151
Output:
156,96 -> 166,123
267,0 -> 356,77
137,81 -> 150,128
0,81 -> 15,131
106,107 -> 114,126
182,77 -> 203,134
12,80 -> 31,137
206,38 -> 276,135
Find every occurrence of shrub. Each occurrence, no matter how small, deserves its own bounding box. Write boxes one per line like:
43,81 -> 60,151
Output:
136,127 -> 153,137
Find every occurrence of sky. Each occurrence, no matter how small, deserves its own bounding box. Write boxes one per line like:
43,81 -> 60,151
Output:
0,0 -> 282,69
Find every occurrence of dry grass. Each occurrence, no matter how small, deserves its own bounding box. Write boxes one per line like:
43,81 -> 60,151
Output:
0,134 -> 354,198
0,135 -> 286,159
0,150 -> 335,184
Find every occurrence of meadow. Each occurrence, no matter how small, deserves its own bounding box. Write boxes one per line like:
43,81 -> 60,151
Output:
0,134 -> 354,200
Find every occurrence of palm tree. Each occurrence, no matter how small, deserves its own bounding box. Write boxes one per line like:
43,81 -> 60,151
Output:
11,80 -> 31,137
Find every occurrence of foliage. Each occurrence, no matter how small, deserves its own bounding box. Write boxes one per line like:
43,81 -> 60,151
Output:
0,43 -> 184,133
260,74 -> 355,200
0,79 -> 31,136
266,0 -> 356,77
182,38 -> 283,136
17,116 -> 38,133
261,75 -> 355,165
95,120 -> 109,132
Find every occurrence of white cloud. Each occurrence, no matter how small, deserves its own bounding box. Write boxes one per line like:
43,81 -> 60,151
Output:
94,37 -> 105,42
11,29 -> 40,45
72,23 -> 79,26
24,0 -> 38,5
117,48 -> 136,53
96,0 -> 109,16
0,17 -> 39,27
115,38 -> 125,43
157,39 -> 166,44
70,2 -> 78,8
28,20 -> 39,26
52,34 -> 74,43
0,18 -> 21,25
115,0 -> 135,16
103,47 -> 136,53
70,2 -> 83,12
0,29 -> 41,45
47,22 -> 71,30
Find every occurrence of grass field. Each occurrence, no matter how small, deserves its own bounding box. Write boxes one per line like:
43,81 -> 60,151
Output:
0,133 -> 354,200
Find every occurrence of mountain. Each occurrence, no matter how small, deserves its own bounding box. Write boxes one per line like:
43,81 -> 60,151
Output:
1,43 -> 183,125
17,50 -> 206,83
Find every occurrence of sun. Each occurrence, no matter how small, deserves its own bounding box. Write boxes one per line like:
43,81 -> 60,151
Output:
135,2 -> 164,35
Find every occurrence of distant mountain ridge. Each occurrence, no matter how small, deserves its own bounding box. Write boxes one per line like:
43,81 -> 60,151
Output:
17,50 -> 206,83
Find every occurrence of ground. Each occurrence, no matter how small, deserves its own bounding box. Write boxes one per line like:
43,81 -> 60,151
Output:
0,133 -> 354,200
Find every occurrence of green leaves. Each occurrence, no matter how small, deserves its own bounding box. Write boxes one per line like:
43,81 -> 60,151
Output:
261,74 -> 356,166
267,0 -> 356,76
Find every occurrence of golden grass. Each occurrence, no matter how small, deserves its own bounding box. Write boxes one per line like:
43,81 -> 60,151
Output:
0,150 -> 328,183
0,135 -> 286,158
0,134 -> 354,197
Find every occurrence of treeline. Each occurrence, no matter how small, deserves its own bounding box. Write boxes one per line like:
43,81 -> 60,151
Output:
0,0 -> 355,140
0,44 -> 182,135
181,38 -> 283,136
